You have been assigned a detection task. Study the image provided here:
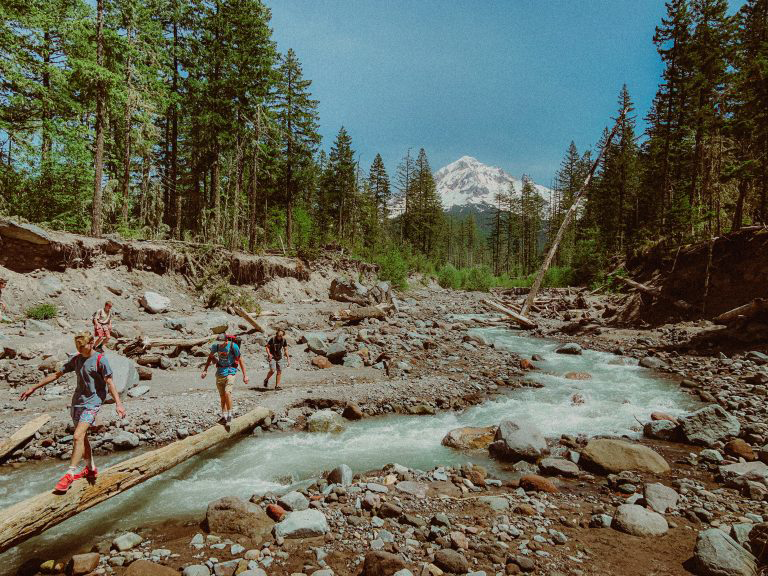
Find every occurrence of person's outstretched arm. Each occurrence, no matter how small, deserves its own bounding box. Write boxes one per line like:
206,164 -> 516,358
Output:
20,371 -> 63,401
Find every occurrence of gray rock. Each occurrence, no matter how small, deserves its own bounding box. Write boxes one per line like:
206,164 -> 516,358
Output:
307,410 -> 346,433
611,504 -> 668,537
273,509 -> 329,539
303,332 -> 329,356
643,420 -> 679,441
719,461 -> 768,483
105,352 -> 140,397
26,319 -> 53,333
140,291 -> 170,314
278,491 -> 309,511
328,464 -> 353,486
639,356 -> 667,370
694,528 -> 757,576
555,342 -> 582,355
489,418 -> 547,462
643,483 -> 678,514
395,481 -> 428,498
127,385 -> 150,398
476,496 -> 509,511
343,354 -> 364,368
731,523 -> 754,548
39,275 -> 63,296
112,531 -> 143,551
183,567 -> 211,576
112,430 -> 140,450
680,404 -> 741,446
539,457 -> 579,477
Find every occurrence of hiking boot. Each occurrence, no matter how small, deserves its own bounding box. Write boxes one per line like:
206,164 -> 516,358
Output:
54,473 -> 75,492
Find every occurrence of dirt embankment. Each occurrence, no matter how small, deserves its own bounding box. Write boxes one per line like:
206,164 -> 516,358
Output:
615,227 -> 768,326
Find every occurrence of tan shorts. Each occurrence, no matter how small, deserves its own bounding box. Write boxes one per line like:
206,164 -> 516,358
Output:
215,375 -> 235,395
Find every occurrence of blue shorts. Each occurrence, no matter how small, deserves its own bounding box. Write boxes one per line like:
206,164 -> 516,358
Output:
71,406 -> 100,425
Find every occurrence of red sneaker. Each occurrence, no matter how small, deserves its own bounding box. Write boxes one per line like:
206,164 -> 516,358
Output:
74,466 -> 98,481
54,473 -> 75,492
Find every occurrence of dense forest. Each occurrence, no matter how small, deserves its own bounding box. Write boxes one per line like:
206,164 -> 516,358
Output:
1,0 -> 766,290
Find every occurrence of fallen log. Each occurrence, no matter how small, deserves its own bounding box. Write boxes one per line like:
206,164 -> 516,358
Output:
482,299 -> 537,329
335,304 -> 392,323
713,298 -> 768,325
136,354 -> 162,367
0,407 -> 271,554
612,275 -> 696,312
123,335 -> 215,357
0,414 -> 51,463
233,305 -> 265,333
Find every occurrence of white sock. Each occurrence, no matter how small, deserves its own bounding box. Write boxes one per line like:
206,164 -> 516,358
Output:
67,465 -> 77,476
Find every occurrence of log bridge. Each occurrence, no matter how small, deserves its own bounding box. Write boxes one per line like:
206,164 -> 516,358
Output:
0,407 -> 272,554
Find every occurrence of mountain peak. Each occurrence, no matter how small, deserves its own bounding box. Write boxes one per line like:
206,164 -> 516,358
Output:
434,156 -> 549,210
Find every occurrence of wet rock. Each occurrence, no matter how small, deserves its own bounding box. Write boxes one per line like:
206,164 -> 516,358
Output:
643,420 -> 679,442
611,504 -> 668,537
441,426 -> 495,450
639,356 -> 667,370
312,356 -> 332,369
140,291 -> 170,314
694,528 -> 757,576
112,531 -> 143,551
581,438 -> 670,474
67,553 -> 99,575
680,404 -> 741,446
520,475 -> 558,493
564,371 -> 591,380
206,496 -> 271,539
555,343 -> 582,355
489,419 -> 547,462
725,439 -> 757,462
434,548 -> 469,574
273,509 -> 330,539
643,483 -> 679,514
112,430 -> 140,450
360,551 -> 406,576
328,464 -> 353,486
307,410 -> 345,433
278,491 -> 309,512
539,457 -> 579,477
342,403 -> 363,420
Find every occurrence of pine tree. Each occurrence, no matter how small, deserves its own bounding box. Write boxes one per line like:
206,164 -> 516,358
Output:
368,153 -> 391,224
273,48 -> 320,248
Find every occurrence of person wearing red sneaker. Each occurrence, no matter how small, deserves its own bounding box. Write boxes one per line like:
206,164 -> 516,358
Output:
20,332 -> 126,492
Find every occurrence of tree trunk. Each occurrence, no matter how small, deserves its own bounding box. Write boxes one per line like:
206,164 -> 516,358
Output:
121,22 -> 133,226
0,408 -> 271,554
171,18 -> 180,238
91,0 -> 106,238
248,115 -> 260,252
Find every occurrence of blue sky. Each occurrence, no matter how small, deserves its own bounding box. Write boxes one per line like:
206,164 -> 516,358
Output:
267,1 -> 744,185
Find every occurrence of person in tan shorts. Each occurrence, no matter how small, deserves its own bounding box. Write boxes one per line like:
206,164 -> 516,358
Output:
201,335 -> 248,423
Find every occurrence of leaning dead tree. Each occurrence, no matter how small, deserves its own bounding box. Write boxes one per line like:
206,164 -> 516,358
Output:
0,407 -> 271,553
521,107 -> 628,317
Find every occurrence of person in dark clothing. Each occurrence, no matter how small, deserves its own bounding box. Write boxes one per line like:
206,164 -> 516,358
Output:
263,329 -> 290,390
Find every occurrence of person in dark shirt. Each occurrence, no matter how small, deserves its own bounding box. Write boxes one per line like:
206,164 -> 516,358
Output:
263,329 -> 290,390
20,332 -> 126,492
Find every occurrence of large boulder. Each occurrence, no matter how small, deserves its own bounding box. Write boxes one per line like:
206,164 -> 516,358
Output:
694,528 -> 757,576
581,438 -> 670,474
361,551 -> 406,576
303,332 -> 329,356
441,426 -> 496,450
719,461 -> 768,483
611,504 -> 668,537
330,278 -> 368,305
643,420 -> 680,442
206,496 -> 272,540
433,549 -> 469,574
326,342 -> 347,364
273,509 -> 329,539
643,483 -> 679,514
488,419 -> 547,462
680,405 -> 740,446
277,491 -> 309,512
539,457 -> 580,477
104,352 -> 140,398
748,523 -> 768,564
140,291 -> 170,314
111,430 -> 140,450
307,410 -> 346,433
67,553 -> 100,575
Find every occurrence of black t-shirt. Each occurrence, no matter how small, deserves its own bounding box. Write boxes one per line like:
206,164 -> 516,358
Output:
268,337 -> 287,360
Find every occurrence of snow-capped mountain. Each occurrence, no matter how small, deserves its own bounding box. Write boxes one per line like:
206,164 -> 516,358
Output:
435,156 -> 550,210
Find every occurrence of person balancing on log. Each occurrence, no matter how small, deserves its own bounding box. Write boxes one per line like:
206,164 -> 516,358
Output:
201,334 -> 248,424
19,332 -> 126,493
